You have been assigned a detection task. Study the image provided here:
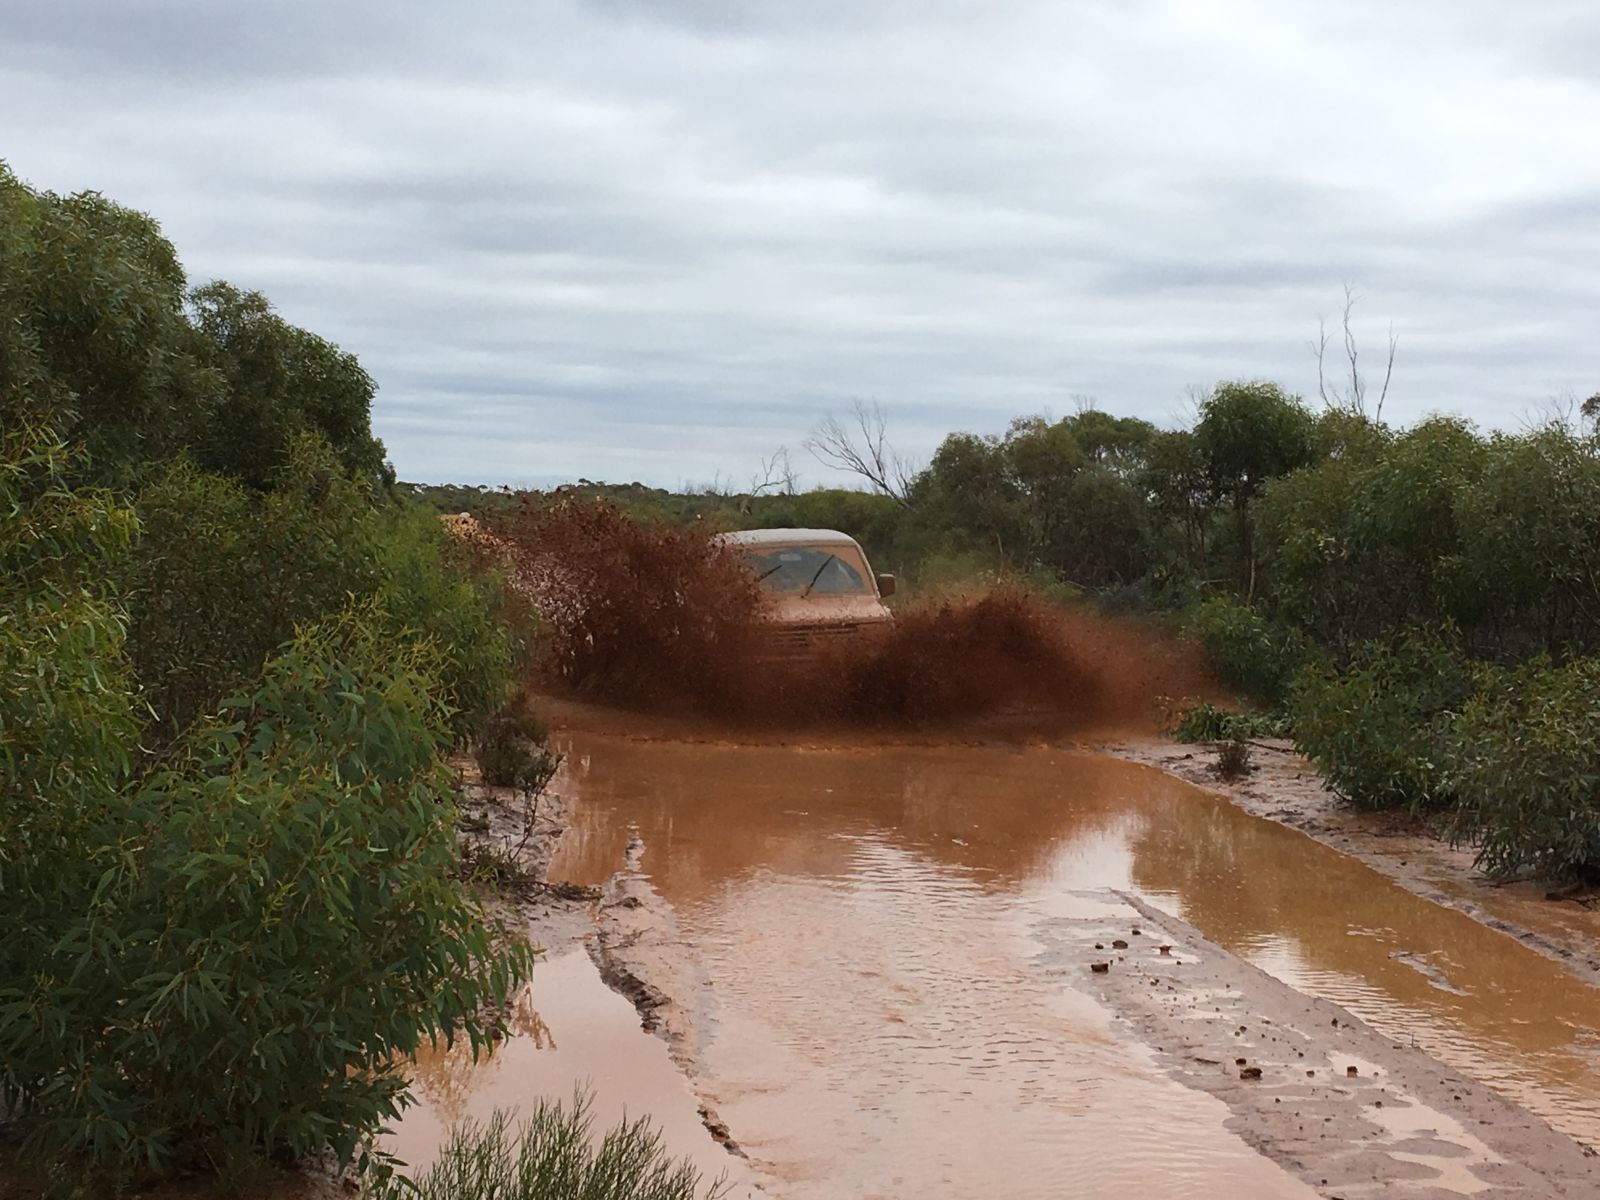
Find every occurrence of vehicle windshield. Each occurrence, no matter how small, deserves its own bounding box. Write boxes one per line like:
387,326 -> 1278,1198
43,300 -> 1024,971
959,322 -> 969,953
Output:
739,545 -> 872,595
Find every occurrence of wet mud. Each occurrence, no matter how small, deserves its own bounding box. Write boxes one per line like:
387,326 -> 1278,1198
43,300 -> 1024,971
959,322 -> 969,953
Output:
542,732 -> 1600,1197
1051,892 -> 1600,1197
383,763 -> 758,1194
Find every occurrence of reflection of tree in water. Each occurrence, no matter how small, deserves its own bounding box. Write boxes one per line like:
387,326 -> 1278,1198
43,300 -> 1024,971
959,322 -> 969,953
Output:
1125,787 -> 1600,1097
510,983 -> 557,1048
403,984 -> 555,1124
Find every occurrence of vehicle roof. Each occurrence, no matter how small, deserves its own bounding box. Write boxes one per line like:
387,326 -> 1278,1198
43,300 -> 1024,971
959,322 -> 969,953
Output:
716,528 -> 863,547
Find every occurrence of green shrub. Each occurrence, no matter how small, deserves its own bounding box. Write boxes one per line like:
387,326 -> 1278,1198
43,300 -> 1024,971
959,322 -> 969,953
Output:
374,505 -> 529,742
1447,658 -> 1600,883
123,437 -> 519,746
475,707 -> 560,792
1290,633 -> 1473,813
0,420 -> 140,808
2,606 -> 533,1181
370,1097 -> 726,1200
1183,596 -> 1309,706
1160,699 -> 1288,743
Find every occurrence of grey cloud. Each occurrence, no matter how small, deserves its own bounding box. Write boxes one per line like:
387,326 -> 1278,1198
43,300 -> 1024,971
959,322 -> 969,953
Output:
6,0 -> 1600,485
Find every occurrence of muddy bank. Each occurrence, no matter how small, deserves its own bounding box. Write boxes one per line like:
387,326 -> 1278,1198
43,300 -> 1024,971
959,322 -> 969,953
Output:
451,755 -> 597,958
591,844 -> 748,1160
1042,891 -> 1600,1197
1098,738 -> 1600,988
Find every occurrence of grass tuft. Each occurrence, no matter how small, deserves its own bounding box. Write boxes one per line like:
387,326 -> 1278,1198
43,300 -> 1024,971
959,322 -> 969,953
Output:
371,1094 -> 726,1200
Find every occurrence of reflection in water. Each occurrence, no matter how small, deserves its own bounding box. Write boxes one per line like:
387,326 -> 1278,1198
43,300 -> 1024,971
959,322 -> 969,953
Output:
548,732 -> 1600,1194
384,949 -> 752,1192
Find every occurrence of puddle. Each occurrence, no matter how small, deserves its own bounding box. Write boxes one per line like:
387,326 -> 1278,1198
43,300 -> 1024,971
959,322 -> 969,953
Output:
382,948 -> 755,1193
548,733 -> 1600,1174
1361,1096 -> 1504,1194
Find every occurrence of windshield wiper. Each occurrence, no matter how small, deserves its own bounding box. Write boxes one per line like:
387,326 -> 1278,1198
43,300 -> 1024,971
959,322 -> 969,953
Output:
756,563 -> 785,582
800,554 -> 837,598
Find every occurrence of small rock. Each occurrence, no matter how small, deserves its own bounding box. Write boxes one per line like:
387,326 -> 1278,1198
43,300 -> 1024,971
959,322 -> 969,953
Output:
1159,945 -> 1172,955
1091,962 -> 1110,974
1240,1066 -> 1263,1080
1346,1066 -> 1359,1077
1112,939 -> 1129,949
1234,1057 -> 1247,1066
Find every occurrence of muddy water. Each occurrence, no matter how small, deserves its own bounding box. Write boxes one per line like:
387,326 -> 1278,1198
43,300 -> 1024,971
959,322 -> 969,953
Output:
547,733 -> 1600,1193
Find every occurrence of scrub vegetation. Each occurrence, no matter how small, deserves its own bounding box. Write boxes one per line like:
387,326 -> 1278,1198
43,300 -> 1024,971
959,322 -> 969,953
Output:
0,164 -> 686,1193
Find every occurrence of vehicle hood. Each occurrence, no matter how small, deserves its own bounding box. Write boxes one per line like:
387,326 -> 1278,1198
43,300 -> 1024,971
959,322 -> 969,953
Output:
762,593 -> 893,627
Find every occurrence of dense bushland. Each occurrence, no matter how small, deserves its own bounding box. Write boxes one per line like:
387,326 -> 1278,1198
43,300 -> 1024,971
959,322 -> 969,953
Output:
0,164 -> 552,1193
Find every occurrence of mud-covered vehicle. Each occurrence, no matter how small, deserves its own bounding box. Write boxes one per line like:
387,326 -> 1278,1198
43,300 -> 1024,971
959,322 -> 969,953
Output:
716,528 -> 896,654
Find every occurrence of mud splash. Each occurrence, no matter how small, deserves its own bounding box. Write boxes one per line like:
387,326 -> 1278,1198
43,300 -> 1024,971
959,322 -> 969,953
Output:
546,732 -> 1600,1197
490,500 -> 1208,730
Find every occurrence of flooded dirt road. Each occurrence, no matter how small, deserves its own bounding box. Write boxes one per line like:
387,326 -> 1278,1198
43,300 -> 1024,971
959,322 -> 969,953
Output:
546,733 -> 1600,1196
386,730 -> 1600,1196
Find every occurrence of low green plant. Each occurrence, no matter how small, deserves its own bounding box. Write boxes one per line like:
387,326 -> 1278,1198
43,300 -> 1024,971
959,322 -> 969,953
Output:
1446,657 -> 1600,883
1159,699 -> 1288,743
1216,736 -> 1253,780
122,438 -> 522,747
370,1097 -> 726,1200
1289,632 -> 1473,813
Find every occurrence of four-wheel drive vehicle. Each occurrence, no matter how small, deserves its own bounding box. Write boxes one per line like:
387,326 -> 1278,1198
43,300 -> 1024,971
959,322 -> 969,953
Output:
716,528 -> 896,652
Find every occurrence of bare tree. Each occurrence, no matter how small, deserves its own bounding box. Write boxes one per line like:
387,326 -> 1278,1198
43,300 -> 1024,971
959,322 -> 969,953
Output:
1521,388 -> 1584,434
749,446 -> 798,497
803,400 -> 915,506
1314,284 -> 1397,422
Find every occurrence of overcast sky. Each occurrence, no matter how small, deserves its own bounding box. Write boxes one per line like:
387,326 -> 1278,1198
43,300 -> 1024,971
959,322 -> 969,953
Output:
7,0 -> 1600,487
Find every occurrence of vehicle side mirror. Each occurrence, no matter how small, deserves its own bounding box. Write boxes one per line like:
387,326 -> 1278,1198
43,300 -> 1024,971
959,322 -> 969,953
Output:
875,573 -> 897,599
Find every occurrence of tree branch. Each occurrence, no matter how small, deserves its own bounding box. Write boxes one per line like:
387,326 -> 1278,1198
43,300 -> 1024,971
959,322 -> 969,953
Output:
803,400 -> 913,506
